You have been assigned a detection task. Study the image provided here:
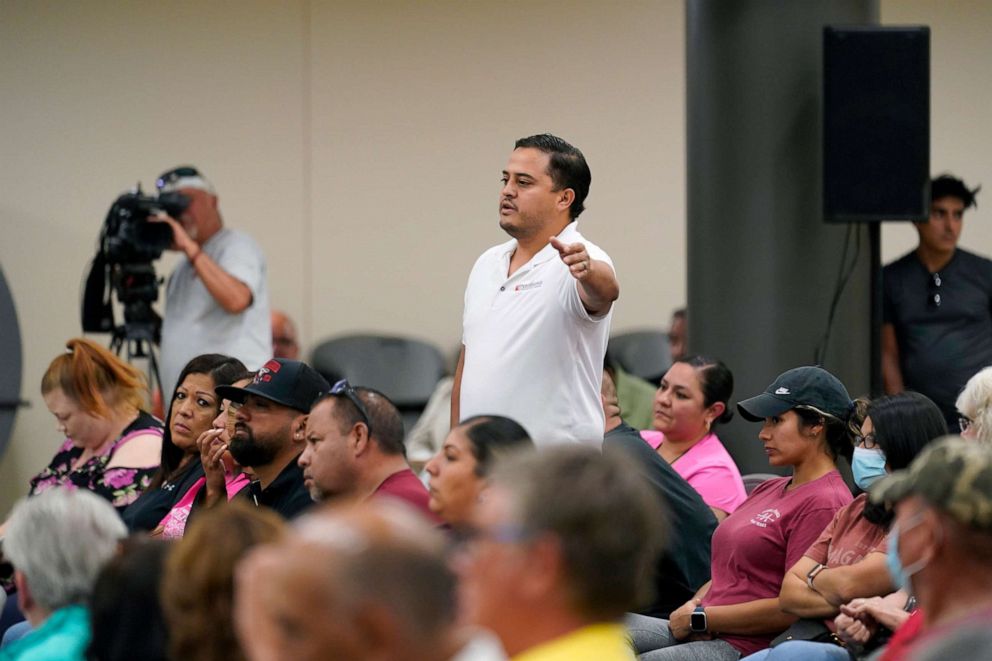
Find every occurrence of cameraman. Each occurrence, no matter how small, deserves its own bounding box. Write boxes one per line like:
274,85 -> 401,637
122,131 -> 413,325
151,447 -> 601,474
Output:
153,166 -> 271,398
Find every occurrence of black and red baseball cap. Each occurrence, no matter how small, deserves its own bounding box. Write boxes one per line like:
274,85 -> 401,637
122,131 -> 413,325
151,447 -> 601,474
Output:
215,358 -> 329,413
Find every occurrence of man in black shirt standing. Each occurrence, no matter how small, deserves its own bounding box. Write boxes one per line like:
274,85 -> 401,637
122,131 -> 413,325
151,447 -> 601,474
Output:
216,358 -> 329,518
882,174 -> 992,431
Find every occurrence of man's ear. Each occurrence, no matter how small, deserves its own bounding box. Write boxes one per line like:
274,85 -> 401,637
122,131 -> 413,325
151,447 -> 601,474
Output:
520,534 -> 563,600
291,414 -> 308,447
556,188 -> 575,212
352,422 -> 372,458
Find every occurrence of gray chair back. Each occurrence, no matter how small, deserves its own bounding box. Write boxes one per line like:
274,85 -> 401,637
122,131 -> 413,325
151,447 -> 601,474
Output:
310,334 -> 446,433
607,330 -> 671,384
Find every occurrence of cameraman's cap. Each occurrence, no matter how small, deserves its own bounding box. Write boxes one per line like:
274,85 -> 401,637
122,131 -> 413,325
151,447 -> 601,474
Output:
871,436 -> 992,531
156,165 -> 216,195
737,366 -> 852,422
215,358 -> 329,413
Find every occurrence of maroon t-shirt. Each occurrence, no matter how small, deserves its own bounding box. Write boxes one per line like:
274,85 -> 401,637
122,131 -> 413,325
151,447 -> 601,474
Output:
372,468 -> 443,525
806,492 -> 888,566
703,471 -> 852,656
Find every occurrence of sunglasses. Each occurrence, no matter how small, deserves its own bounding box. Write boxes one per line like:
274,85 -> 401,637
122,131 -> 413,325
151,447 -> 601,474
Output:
328,379 -> 372,437
156,166 -> 202,190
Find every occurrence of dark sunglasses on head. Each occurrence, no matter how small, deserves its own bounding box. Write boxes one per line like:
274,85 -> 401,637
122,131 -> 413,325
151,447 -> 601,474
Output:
327,379 -> 372,437
156,166 -> 202,190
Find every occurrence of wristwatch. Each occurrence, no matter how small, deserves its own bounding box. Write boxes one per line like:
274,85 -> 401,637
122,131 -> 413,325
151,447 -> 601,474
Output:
690,605 -> 708,633
806,563 -> 827,590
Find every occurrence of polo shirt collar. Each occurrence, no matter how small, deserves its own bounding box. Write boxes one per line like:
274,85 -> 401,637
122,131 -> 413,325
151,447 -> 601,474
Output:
502,222 -> 582,269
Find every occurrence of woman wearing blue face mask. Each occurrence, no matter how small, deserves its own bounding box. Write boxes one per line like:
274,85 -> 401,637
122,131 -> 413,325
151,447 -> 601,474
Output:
742,392 -> 946,660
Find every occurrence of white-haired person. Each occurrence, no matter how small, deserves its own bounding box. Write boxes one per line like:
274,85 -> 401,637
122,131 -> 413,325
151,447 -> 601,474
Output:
956,365 -> 992,443
0,489 -> 127,660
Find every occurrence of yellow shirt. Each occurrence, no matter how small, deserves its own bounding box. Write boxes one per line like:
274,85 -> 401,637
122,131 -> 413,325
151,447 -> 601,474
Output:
511,623 -> 635,661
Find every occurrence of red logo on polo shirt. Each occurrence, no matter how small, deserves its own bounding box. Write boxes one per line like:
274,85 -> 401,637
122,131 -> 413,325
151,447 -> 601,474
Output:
514,281 -> 543,292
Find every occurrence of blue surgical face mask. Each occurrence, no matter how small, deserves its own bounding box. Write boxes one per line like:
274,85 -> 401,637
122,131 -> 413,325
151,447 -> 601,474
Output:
886,514 -> 930,594
886,523 -> 909,590
852,446 -> 887,491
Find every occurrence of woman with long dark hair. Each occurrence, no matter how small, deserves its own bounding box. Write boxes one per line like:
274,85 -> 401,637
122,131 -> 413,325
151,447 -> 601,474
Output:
122,354 -> 246,532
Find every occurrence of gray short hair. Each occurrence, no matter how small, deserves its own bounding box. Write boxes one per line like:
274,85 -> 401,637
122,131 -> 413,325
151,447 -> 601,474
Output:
957,366 -> 992,443
4,489 -> 127,611
490,445 -> 667,620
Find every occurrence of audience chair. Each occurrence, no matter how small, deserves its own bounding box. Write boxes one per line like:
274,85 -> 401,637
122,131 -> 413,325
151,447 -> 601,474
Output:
310,334 -> 447,433
607,330 -> 671,384
742,472 -> 780,495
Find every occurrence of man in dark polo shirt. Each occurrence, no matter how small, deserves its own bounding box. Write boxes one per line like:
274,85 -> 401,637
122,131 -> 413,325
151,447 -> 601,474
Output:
299,381 -> 440,523
599,368 -> 717,618
216,358 -> 328,519
882,174 -> 992,431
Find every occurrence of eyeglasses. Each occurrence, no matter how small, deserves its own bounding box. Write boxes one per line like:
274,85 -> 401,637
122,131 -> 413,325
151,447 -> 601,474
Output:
855,433 -> 879,449
928,272 -> 942,308
328,379 -> 372,438
959,416 -> 973,433
156,166 -> 201,190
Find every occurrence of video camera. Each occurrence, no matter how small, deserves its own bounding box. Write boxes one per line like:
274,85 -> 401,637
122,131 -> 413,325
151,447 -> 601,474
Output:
81,185 -> 190,336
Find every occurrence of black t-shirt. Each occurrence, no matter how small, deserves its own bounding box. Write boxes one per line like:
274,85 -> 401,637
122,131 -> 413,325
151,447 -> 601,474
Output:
239,455 -> 313,520
603,422 -> 717,618
883,248 -> 992,427
121,459 -> 205,532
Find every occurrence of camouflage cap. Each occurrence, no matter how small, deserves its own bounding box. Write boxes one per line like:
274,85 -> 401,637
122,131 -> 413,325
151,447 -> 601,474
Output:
871,435 -> 992,530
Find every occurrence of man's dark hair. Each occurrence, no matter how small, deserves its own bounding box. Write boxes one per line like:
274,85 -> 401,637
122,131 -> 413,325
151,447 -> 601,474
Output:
514,134 -> 591,220
330,387 -> 405,456
931,174 -> 980,209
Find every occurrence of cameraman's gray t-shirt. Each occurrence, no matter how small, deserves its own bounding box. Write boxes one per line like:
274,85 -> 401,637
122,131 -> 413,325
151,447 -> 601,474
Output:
160,228 -> 271,397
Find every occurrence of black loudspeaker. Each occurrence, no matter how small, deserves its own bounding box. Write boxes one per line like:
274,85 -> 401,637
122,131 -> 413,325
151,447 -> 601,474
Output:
823,26 -> 930,222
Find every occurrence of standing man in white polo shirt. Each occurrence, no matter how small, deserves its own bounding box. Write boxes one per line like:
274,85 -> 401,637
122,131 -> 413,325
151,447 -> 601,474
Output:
452,134 -> 619,446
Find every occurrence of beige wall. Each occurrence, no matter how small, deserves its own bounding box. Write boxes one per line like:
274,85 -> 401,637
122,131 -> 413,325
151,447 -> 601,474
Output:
880,0 -> 991,260
0,1 -> 684,513
1,1 -> 989,515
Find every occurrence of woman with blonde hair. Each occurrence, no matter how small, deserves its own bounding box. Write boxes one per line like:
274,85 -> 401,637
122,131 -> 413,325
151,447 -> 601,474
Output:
32,338 -> 162,509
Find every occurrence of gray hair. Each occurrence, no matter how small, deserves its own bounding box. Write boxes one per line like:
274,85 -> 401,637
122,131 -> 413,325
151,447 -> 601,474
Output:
4,489 -> 127,611
490,445 -> 667,620
957,366 -> 992,443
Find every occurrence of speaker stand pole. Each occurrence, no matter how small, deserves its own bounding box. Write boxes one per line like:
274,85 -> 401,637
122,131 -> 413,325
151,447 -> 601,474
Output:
869,222 -> 883,396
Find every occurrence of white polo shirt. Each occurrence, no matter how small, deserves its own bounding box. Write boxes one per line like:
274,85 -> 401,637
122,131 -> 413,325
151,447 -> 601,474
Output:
459,222 -> 614,446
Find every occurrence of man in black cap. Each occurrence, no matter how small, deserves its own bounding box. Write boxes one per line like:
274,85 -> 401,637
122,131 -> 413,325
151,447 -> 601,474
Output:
216,358 -> 329,519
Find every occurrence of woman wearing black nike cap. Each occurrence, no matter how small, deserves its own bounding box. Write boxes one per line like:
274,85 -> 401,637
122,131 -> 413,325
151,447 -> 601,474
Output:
628,366 -> 860,660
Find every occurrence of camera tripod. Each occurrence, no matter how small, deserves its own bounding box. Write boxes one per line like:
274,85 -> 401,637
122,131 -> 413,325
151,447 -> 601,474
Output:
108,305 -> 164,399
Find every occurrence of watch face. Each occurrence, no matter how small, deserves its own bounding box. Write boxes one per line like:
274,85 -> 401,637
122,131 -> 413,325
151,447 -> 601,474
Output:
690,610 -> 706,632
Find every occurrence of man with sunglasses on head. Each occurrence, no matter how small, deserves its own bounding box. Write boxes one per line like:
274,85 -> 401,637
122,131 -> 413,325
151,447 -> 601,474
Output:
154,166 -> 272,398
882,174 -> 992,432
216,358 -> 329,519
299,381 -> 440,523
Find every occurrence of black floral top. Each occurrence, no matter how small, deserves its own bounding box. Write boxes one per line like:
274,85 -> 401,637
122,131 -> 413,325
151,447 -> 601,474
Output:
28,411 -> 164,510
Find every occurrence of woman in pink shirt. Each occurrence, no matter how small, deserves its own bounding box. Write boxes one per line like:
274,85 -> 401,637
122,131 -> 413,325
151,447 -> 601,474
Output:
641,356 -> 746,520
